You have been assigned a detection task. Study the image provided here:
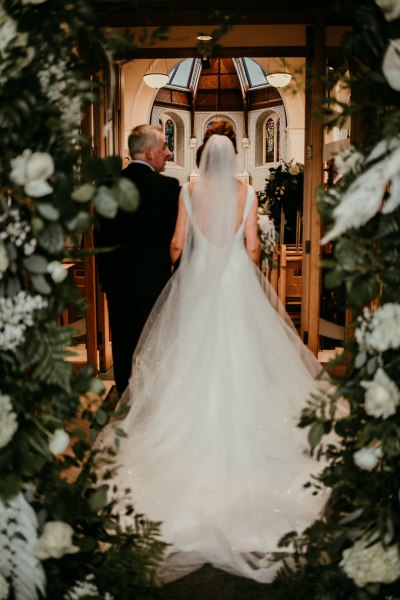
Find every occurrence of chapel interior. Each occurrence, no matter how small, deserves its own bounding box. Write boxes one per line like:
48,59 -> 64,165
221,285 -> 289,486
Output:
66,1 -> 354,380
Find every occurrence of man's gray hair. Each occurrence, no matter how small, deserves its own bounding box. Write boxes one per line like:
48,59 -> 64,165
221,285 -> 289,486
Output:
128,124 -> 163,158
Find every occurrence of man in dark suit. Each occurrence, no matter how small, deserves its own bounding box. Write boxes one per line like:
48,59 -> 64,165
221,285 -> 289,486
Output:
95,124 -> 180,396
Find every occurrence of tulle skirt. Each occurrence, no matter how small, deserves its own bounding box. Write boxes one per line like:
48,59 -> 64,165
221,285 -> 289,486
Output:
102,248 -> 328,583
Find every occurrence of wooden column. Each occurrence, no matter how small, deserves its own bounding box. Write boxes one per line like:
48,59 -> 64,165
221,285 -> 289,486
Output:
301,22 -> 325,355
81,99 -> 99,373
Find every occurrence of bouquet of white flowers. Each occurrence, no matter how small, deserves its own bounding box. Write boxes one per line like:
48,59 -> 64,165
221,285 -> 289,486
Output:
257,207 -> 276,272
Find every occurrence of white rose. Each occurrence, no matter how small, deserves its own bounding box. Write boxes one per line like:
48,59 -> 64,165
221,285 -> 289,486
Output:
334,147 -> 364,177
383,39 -> 400,91
10,150 -> 54,197
359,303 -> 400,352
47,261 -> 68,283
340,537 -> 400,586
288,163 -> 300,176
0,8 -> 17,57
258,214 -> 271,233
48,429 -> 70,455
0,241 -> 9,278
0,393 -> 18,449
361,367 -> 400,419
35,521 -> 79,560
375,0 -> 400,21
353,446 -> 383,470
0,574 -> 9,600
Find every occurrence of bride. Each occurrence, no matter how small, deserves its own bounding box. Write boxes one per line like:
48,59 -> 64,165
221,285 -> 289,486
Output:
102,133 -> 328,584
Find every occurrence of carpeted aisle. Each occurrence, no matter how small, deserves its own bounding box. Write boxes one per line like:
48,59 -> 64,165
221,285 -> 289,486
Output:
159,565 -> 275,599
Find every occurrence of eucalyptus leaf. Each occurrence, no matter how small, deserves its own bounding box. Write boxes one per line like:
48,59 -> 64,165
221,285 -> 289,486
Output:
88,485 -> 109,511
38,223 -> 65,254
88,377 -> 105,395
366,357 -> 378,375
115,427 -> 127,438
307,421 -> 325,450
93,186 -> 118,219
114,177 -> 140,212
23,254 -> 48,274
71,183 -> 95,202
95,409 -> 108,426
30,274 -> 52,295
354,351 -> 367,369
6,276 -> 21,297
66,211 -> 90,233
37,203 -> 60,221
339,507 -> 364,525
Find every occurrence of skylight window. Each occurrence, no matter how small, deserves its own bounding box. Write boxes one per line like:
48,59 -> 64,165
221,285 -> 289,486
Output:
243,58 -> 268,88
168,58 -> 194,89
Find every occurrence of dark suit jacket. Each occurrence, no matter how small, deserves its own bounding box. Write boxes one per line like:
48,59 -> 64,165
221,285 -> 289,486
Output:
95,162 -> 180,298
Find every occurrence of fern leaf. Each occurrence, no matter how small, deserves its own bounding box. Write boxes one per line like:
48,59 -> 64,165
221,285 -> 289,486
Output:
0,493 -> 45,600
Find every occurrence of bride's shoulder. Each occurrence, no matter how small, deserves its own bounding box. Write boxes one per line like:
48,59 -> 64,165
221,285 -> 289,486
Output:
236,180 -> 254,199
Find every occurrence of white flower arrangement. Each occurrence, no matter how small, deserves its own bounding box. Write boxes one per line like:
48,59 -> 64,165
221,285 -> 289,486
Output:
0,207 -> 36,254
334,146 -> 364,178
383,38 -> 400,91
353,446 -> 383,470
0,291 -> 47,351
355,303 -> 400,353
257,208 -> 276,269
64,574 -> 113,599
35,521 -> 79,560
38,59 -> 81,128
0,393 -> 18,449
0,492 -> 45,598
0,6 -> 34,86
321,138 -> 400,243
361,367 -> 400,419
10,149 -> 55,198
48,429 -> 70,455
0,575 -> 9,600
0,242 -> 9,279
375,0 -> 400,21
47,261 -> 68,283
340,537 -> 400,587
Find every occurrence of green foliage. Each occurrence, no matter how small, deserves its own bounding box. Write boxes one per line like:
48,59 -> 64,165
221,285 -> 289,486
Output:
0,0 -> 168,597
271,0 -> 400,596
258,160 -> 304,241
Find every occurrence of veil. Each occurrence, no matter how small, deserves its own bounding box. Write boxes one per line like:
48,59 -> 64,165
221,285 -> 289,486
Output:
190,134 -> 237,246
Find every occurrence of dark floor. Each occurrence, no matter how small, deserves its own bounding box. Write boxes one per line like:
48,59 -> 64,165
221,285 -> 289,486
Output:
159,565 -> 274,600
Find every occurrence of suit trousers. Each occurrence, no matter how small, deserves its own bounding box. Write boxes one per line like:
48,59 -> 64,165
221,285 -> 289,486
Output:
106,294 -> 158,396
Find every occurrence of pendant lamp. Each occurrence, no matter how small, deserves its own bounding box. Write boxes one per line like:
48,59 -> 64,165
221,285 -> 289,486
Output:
143,59 -> 169,89
266,58 -> 292,88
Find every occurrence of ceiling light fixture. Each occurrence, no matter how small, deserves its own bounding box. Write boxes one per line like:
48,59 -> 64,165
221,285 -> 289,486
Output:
197,33 -> 213,41
266,58 -> 292,88
143,59 -> 169,89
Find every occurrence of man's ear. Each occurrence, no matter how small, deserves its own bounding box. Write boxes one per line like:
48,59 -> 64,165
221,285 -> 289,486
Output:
144,145 -> 153,161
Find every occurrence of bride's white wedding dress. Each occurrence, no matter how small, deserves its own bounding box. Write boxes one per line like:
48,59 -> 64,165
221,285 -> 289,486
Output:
102,136 -> 328,584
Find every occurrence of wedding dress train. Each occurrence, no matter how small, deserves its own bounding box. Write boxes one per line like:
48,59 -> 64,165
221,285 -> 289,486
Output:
101,138 -> 328,584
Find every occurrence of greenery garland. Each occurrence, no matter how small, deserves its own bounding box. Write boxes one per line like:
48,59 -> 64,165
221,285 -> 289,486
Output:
271,0 -> 400,598
0,1 -> 169,598
258,160 -> 304,242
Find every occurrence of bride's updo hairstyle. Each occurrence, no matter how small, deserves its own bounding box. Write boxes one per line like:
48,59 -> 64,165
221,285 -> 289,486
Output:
196,121 -> 237,167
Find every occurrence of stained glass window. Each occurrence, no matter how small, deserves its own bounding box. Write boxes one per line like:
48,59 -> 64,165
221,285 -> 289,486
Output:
276,118 -> 280,162
265,116 -> 280,163
265,118 -> 275,163
165,119 -> 175,161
